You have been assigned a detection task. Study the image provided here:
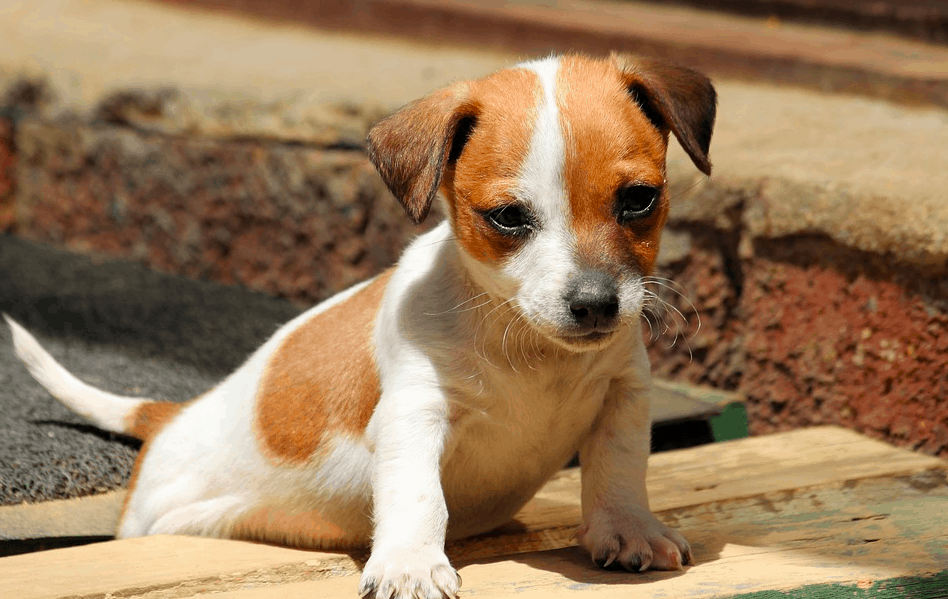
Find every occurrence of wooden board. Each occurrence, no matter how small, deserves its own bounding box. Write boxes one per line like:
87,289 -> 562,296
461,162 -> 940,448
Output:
2,426 -> 945,599
0,491 -> 124,540
650,379 -> 738,426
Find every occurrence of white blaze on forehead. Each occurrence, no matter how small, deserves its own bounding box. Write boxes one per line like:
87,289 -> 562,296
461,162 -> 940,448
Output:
516,56 -> 568,224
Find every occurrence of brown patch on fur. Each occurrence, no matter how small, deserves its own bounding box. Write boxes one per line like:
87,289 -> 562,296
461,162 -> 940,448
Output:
232,505 -> 369,549
123,401 -> 183,441
255,270 -> 392,464
446,67 -> 540,265
557,56 -> 670,275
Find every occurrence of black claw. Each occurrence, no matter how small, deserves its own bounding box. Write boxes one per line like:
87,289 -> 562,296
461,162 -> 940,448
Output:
621,556 -> 643,573
359,582 -> 377,599
594,555 -> 614,569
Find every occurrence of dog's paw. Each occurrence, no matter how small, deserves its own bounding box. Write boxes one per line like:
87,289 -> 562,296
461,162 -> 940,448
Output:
577,505 -> 692,572
358,545 -> 460,599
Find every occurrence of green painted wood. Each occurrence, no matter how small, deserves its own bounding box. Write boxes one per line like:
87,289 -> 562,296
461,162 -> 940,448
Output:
721,571 -> 948,598
710,401 -> 750,442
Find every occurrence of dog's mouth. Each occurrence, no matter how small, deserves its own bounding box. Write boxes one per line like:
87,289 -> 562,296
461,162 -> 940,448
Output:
514,302 -> 626,353
567,329 -> 616,342
552,327 -> 620,351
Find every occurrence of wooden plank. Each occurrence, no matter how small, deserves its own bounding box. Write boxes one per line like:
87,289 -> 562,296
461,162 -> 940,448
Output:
650,380 -> 727,426
0,491 -> 124,540
645,426 -> 946,510
650,379 -> 740,426
0,535 -> 355,599
1,427 -> 943,599
489,426 -> 945,538
209,471 -> 948,599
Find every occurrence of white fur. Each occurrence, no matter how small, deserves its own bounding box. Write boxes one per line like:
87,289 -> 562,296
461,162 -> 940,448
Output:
4,314 -> 148,432
7,54 -> 695,599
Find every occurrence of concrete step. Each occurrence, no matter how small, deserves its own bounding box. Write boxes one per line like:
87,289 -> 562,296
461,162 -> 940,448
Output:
631,0 -> 948,45
146,0 -> 948,108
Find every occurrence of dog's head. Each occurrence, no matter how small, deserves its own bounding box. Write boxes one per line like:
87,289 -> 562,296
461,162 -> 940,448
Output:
367,54 -> 716,352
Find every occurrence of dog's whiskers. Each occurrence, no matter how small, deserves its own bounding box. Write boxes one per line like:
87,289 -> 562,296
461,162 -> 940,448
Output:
642,278 -> 698,361
415,235 -> 458,249
641,298 -> 658,342
515,316 -> 539,371
472,298 -> 517,368
502,316 -> 519,373
643,278 -> 701,334
668,177 -> 706,202
642,277 -> 702,332
476,300 -> 535,372
643,292 -> 671,339
422,292 -> 491,316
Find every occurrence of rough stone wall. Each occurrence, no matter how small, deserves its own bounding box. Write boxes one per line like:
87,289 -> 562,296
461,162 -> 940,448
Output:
0,117 -> 15,232
647,226 -> 948,458
10,118 -> 435,307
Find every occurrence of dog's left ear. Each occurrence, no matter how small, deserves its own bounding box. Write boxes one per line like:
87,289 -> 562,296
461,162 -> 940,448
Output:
611,53 -> 717,176
366,84 -> 476,224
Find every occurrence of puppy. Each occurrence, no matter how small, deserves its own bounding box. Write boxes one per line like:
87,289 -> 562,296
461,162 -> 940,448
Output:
6,53 -> 715,598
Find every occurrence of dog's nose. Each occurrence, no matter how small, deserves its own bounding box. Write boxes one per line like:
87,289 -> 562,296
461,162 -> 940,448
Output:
566,272 -> 619,330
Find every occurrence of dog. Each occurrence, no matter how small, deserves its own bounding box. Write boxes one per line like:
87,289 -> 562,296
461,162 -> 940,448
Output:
6,53 -> 715,599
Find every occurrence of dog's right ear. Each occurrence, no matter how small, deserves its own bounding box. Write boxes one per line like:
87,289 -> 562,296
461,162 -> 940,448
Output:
611,53 -> 716,176
366,84 -> 476,224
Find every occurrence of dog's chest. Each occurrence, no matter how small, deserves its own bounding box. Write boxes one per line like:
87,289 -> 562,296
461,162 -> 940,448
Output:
436,346 -> 626,536
462,356 -> 610,441
451,346 -> 620,463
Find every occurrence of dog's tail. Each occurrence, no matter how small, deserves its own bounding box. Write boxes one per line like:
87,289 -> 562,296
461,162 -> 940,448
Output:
4,314 -> 182,442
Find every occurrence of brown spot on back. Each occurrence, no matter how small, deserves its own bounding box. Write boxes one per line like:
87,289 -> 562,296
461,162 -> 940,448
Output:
558,55 -> 670,275
255,270 -> 392,464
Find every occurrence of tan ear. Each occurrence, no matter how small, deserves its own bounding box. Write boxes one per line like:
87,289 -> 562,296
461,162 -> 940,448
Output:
611,53 -> 717,176
366,84 -> 476,223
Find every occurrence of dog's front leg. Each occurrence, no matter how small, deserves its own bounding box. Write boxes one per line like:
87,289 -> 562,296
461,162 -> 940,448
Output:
577,377 -> 692,572
359,387 -> 459,599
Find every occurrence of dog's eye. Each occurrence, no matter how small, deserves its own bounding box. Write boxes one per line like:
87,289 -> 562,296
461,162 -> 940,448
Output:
615,185 -> 659,223
484,204 -> 533,235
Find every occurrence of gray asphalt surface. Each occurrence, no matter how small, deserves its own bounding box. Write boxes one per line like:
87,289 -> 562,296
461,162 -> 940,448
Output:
0,234 -> 302,505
